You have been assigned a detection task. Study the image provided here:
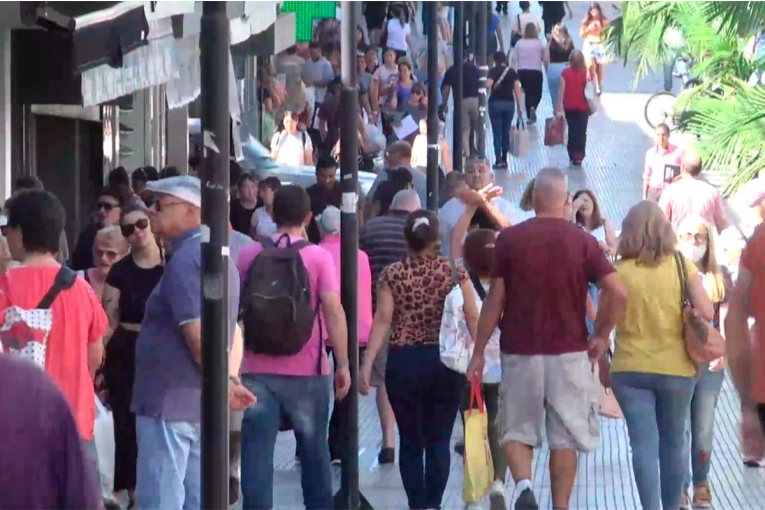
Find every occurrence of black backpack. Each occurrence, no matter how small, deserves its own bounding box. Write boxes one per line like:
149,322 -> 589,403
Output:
241,234 -> 317,355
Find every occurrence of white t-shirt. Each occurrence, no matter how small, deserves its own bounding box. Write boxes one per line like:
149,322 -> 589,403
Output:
251,207 -> 277,237
270,130 -> 313,167
438,196 -> 518,259
372,65 -> 400,106
386,19 -> 410,51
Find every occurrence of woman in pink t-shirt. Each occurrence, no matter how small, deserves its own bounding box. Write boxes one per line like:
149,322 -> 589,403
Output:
512,22 -> 548,124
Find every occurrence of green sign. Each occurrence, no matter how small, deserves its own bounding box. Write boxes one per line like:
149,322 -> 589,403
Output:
281,1 -> 337,42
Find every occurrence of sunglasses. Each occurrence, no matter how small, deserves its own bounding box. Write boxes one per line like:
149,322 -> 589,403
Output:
96,201 -> 118,212
121,218 -> 149,237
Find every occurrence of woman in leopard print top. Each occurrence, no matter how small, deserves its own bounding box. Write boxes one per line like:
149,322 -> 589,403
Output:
360,209 -> 474,510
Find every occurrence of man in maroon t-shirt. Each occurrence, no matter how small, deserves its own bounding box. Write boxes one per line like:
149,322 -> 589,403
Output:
467,167 -> 627,510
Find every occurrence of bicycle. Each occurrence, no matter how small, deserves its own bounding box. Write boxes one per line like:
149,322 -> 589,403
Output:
644,56 -> 701,131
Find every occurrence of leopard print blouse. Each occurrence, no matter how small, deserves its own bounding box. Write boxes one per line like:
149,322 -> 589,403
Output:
380,253 -> 467,347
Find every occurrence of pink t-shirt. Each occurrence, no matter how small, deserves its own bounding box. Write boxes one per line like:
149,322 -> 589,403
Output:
643,144 -> 684,189
237,235 -> 338,376
318,235 -> 372,346
658,177 -> 729,232
513,38 -> 546,71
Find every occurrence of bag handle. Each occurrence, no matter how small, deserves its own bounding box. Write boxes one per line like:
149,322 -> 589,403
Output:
515,116 -> 526,130
38,266 -> 77,309
468,376 -> 485,413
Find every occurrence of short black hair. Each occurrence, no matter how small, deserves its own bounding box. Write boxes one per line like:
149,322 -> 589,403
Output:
316,156 -> 337,173
404,210 -> 439,252
494,51 -> 508,65
309,41 -> 321,50
98,184 -> 130,207
237,171 -> 258,189
273,185 -> 311,228
14,176 -> 44,192
519,1 -> 531,11
160,166 -> 181,179
230,160 -> 243,186
144,166 -> 159,181
5,190 -> 65,254
131,168 -> 147,185
108,166 -> 130,188
260,176 -> 282,191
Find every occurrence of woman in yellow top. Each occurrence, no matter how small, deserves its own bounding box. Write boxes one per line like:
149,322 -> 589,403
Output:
676,216 -> 732,509
609,201 -> 714,510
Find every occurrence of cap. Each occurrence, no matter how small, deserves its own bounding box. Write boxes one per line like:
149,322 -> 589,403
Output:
319,206 -> 341,235
146,175 -> 201,208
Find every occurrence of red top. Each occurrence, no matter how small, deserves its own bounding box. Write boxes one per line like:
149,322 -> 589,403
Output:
561,67 -> 589,112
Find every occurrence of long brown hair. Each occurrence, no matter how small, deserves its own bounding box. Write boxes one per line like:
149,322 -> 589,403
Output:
552,24 -> 573,49
573,189 -> 605,230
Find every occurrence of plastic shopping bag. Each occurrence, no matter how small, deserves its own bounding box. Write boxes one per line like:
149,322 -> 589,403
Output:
463,379 -> 494,504
509,118 -> 530,158
93,397 -> 116,499
544,116 -> 566,147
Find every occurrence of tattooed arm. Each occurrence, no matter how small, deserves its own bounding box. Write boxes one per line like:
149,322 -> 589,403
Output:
101,284 -> 121,345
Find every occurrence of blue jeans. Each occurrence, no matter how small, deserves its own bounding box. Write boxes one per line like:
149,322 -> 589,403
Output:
135,416 -> 201,510
240,373 -> 332,510
488,99 -> 515,161
385,345 -> 463,510
684,365 -> 725,489
547,62 -> 566,107
611,372 -> 696,510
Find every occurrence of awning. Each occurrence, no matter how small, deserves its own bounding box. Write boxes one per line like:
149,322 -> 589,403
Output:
230,11 -> 296,58
0,2 -> 151,73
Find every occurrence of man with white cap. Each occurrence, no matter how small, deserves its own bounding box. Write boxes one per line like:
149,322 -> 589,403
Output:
132,175 -> 255,509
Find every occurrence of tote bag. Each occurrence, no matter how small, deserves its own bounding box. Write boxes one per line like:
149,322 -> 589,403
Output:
510,118 -> 530,157
584,81 -> 600,115
462,379 -> 493,504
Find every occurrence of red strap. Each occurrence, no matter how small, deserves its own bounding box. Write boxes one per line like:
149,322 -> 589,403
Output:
469,376 -> 485,414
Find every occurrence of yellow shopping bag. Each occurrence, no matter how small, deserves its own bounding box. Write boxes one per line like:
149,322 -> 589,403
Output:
462,378 -> 494,504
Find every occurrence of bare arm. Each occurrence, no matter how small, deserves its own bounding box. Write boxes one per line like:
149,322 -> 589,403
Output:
229,323 -> 243,376
322,290 -> 349,368
87,341 -> 104,380
725,267 -> 753,396
460,279 -> 481,341
593,272 -> 628,341
604,219 -> 618,253
101,284 -> 120,344
513,80 -> 525,117
363,283 -> 394,367
480,200 -> 512,230
370,76 -> 381,112
556,76 -> 566,113
450,205 -> 478,261
687,272 -> 715,321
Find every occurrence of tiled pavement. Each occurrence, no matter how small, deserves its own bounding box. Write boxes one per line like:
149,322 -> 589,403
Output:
266,2 -> 765,509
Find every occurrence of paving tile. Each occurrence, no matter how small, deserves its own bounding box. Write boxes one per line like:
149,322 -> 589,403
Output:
264,3 -> 763,509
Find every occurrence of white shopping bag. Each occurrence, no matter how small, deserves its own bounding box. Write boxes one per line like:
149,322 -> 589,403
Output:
93,397 -> 116,499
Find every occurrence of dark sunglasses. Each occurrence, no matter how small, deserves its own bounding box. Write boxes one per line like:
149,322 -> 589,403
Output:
96,201 -> 117,212
121,218 -> 149,237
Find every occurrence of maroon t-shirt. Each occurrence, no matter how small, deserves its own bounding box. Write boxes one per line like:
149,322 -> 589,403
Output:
492,217 -> 615,355
0,355 -> 101,509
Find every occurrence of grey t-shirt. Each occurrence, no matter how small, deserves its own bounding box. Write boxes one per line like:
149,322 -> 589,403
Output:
302,57 -> 334,104
131,226 -> 241,422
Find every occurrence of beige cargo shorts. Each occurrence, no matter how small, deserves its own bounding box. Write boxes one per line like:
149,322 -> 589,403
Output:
498,351 -> 600,452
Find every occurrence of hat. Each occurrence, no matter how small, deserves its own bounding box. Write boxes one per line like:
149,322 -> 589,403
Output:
146,175 -> 201,208
319,206 -> 341,235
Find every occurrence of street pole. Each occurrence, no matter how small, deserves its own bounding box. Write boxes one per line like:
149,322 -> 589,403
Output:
426,1 -> 439,211
333,2 -> 371,509
199,2 -> 230,509
452,1 -> 464,173
476,1 -> 488,160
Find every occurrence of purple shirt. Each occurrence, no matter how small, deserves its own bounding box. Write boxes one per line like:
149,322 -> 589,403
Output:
132,226 -> 241,422
0,355 -> 101,509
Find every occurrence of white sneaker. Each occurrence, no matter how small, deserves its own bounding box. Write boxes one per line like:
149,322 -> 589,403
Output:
489,480 -> 506,510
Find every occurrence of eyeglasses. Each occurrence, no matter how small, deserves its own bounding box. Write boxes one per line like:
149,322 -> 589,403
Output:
121,218 -> 149,237
96,201 -> 118,212
679,232 -> 709,243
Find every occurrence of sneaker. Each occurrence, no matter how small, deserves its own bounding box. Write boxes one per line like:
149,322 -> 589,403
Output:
693,482 -> 713,508
515,488 -> 538,510
378,447 -> 395,465
489,481 -> 506,510
679,490 -> 690,510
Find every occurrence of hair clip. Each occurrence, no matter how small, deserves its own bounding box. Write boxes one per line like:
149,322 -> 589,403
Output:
412,217 -> 430,231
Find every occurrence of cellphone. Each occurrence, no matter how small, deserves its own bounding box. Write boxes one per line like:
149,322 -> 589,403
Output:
663,164 -> 681,183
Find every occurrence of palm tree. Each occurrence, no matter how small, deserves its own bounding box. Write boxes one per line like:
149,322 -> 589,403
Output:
606,1 -> 765,195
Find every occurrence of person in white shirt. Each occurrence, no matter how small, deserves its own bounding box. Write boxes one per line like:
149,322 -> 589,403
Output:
439,158 -> 515,259
270,110 -> 314,168
384,5 -> 414,58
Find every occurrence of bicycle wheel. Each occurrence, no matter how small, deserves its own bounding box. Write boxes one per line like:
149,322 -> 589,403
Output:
644,91 -> 678,131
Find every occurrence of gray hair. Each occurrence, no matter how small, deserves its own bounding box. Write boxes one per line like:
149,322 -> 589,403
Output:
390,189 -> 421,212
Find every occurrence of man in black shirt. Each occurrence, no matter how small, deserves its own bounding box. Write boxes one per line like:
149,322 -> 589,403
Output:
306,156 -> 342,244
441,57 -> 481,157
540,1 -> 572,36
229,172 -> 260,235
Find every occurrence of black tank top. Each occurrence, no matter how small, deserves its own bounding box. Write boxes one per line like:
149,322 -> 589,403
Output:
549,39 -> 573,64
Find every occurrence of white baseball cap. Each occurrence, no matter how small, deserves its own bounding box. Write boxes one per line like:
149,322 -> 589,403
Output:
146,175 -> 201,208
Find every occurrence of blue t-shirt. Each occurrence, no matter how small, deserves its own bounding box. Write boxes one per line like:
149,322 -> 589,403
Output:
488,14 -> 500,36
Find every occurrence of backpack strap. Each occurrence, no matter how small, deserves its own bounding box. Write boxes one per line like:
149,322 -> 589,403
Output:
38,266 -> 77,309
469,272 -> 487,301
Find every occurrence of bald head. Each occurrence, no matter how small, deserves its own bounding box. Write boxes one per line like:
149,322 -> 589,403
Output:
682,150 -> 703,177
532,168 -> 570,217
390,189 -> 421,212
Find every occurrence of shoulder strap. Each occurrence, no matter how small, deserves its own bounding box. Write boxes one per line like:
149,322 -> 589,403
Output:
469,273 -> 487,301
258,236 -> 276,249
516,14 -> 521,32
673,252 -> 690,307
492,66 -> 512,91
302,131 -> 307,147
38,266 -> 77,309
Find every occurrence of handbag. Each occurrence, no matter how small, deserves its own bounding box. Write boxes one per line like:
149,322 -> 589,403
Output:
673,253 -> 726,372
584,81 -> 600,115
510,117 -> 530,157
594,348 -> 623,419
544,116 -> 566,146
462,379 -> 494,504
510,15 -> 522,47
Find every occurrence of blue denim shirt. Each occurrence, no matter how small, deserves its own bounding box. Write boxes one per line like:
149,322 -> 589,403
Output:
131,226 -> 241,422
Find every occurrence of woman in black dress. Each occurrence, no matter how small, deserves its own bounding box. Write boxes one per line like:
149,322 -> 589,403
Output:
101,202 -> 165,506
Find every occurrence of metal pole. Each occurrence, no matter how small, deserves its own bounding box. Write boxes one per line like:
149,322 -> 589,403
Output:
467,2 -> 476,59
452,2 -> 464,173
476,2 -> 488,159
200,2 -> 230,509
426,1 -> 439,211
334,3 -> 371,510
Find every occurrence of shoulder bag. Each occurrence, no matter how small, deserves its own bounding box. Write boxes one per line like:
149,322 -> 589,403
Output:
510,15 -> 523,47
674,252 -> 726,372
490,66 -> 512,94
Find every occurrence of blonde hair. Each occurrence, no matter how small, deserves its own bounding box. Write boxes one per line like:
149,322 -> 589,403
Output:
569,49 -> 587,70
519,178 -> 536,212
94,226 -> 129,255
552,24 -> 572,48
617,201 -> 676,266
677,216 -> 727,303
523,22 -> 539,40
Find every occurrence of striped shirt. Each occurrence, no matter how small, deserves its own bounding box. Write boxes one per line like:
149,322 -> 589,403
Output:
359,210 -> 409,308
